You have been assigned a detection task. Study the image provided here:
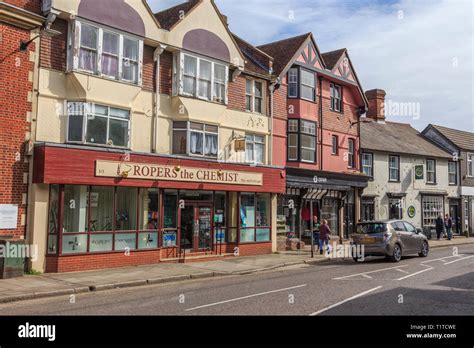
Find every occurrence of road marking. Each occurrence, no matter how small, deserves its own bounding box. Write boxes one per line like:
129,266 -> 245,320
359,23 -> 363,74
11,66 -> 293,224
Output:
421,255 -> 465,264
395,268 -> 410,274
362,274 -> 373,279
333,265 -> 409,280
396,267 -> 433,281
443,255 -> 474,265
309,286 -> 383,316
185,284 -> 307,311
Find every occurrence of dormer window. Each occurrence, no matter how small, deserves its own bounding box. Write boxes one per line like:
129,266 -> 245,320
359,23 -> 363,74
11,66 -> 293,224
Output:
176,52 -> 229,104
287,67 -> 316,101
71,20 -> 143,85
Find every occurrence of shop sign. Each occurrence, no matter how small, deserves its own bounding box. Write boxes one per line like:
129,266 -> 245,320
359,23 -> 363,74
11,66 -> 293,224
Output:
407,206 -> 416,218
415,165 -> 424,180
96,161 -> 263,186
313,176 -> 328,184
0,205 -> 18,229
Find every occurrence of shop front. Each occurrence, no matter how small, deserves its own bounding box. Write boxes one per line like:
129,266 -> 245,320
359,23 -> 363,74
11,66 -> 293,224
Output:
32,144 -> 285,273
278,168 -> 369,243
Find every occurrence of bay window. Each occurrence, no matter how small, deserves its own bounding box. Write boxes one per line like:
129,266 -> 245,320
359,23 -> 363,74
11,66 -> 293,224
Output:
300,69 -> 316,101
67,102 -> 130,148
172,121 -> 219,158
246,79 -> 264,113
245,134 -> 265,164
288,68 -> 298,98
72,21 -> 143,85
177,53 -> 229,104
426,159 -> 436,184
287,119 -> 316,163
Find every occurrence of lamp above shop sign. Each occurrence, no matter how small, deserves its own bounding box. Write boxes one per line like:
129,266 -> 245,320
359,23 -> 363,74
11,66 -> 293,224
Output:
95,160 -> 263,186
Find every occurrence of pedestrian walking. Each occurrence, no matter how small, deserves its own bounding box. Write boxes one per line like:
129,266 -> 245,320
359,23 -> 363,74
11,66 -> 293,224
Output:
319,219 -> 331,255
435,214 -> 444,241
313,216 -> 321,251
445,214 -> 453,241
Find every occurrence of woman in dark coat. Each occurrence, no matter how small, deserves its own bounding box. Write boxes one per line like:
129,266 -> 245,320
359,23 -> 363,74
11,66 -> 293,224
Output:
435,215 -> 445,241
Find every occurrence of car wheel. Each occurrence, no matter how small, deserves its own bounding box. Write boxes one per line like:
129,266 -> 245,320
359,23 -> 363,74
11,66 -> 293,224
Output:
390,244 -> 402,263
418,241 -> 429,257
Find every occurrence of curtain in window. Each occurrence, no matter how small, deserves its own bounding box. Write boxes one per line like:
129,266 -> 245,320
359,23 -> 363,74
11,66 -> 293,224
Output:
190,132 -> 203,155
79,25 -> 97,72
101,32 -> 119,77
122,38 -> 138,82
205,134 -> 218,156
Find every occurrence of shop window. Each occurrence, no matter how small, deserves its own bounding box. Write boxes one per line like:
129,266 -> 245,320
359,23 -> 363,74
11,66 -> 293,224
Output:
139,188 -> 159,231
115,233 -> 136,251
214,192 -> 227,244
89,186 -> 114,232
89,234 -> 113,252
422,196 -> 444,228
172,121 -> 218,158
426,159 -> 436,184
47,185 -> 60,254
389,155 -> 400,182
239,193 -> 271,243
62,234 -> 88,254
321,198 -> 339,235
330,83 -> 342,112
389,198 -> 403,220
246,80 -> 264,113
245,134 -> 265,164
176,52 -> 228,104
448,161 -> 457,185
163,190 -> 178,247
67,102 -> 130,148
63,185 -> 89,233
73,21 -> 143,85
115,187 -> 138,231
362,152 -> 373,177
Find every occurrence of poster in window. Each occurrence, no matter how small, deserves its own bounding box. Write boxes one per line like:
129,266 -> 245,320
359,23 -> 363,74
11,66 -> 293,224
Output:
415,165 -> 424,180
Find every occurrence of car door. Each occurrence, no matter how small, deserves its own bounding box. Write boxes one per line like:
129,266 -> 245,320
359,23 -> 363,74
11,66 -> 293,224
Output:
403,222 -> 422,252
391,221 -> 411,254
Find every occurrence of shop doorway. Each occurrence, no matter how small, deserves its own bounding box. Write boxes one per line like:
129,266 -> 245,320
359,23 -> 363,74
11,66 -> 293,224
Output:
180,203 -> 213,252
450,204 -> 460,235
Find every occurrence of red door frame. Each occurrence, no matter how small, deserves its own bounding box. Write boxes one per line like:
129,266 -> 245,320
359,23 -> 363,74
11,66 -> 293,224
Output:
179,201 -> 214,252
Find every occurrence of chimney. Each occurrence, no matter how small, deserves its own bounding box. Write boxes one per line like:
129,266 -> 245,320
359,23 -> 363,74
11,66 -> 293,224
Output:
365,89 -> 386,122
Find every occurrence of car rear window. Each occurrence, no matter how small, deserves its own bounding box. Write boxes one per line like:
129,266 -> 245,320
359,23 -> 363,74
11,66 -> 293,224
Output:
356,223 -> 388,234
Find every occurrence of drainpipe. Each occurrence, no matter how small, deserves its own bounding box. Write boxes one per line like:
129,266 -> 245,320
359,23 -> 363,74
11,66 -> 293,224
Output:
268,77 -> 280,166
318,76 -> 324,170
152,44 -> 167,153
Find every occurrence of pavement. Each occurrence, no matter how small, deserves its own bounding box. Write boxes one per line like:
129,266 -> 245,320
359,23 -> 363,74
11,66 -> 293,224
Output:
0,236 -> 471,305
1,243 -> 473,315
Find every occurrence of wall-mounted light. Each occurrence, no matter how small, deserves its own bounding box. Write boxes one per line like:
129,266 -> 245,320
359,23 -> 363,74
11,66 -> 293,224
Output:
20,13 -> 60,52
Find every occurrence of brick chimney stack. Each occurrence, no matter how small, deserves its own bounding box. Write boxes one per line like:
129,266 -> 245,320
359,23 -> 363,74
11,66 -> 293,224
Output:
365,89 -> 386,122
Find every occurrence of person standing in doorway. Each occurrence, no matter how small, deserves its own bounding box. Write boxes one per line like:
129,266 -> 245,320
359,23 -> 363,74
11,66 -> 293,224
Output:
319,219 -> 331,255
435,214 -> 444,241
445,214 -> 453,241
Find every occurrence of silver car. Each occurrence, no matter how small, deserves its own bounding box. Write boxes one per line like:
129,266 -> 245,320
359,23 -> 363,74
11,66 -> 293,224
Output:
351,220 -> 429,262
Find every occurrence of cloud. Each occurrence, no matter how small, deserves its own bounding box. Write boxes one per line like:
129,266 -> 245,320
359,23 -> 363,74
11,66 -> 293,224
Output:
148,0 -> 473,132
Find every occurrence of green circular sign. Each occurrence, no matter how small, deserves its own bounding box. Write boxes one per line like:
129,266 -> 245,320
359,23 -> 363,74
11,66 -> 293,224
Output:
408,206 -> 416,218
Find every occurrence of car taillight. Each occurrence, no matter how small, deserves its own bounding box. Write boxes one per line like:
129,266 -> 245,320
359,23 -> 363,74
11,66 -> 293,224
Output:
383,233 -> 392,242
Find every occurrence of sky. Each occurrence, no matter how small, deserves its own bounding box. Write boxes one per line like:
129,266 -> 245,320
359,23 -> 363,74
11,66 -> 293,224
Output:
148,0 -> 473,132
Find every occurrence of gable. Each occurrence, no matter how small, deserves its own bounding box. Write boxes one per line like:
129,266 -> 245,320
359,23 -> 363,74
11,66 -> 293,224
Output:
333,53 -> 356,83
163,0 -> 244,67
295,40 -> 323,70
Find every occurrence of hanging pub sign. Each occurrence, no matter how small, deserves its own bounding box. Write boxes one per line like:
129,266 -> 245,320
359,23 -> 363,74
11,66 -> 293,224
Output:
407,206 -> 416,219
415,165 -> 424,180
95,160 -> 263,186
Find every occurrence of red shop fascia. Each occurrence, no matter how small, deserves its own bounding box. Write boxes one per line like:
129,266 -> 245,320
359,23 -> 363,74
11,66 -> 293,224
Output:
33,143 -> 286,273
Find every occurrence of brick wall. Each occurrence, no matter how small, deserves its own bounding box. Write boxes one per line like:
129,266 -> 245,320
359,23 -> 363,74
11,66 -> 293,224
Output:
159,50 -> 172,95
3,0 -> 41,14
39,18 -> 67,71
0,23 -> 35,239
142,44 -> 156,92
228,73 -> 270,115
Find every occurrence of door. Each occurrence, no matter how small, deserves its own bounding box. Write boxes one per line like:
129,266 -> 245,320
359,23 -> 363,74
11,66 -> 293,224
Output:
180,203 -> 213,252
449,205 -> 459,235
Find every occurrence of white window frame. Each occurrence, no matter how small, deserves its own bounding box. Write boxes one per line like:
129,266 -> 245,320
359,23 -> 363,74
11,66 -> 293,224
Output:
172,121 -> 219,159
245,134 -> 265,164
300,120 -> 317,163
288,68 -> 298,98
71,20 -> 143,86
389,155 -> 400,182
287,119 -> 299,161
66,102 -> 131,149
468,153 -> 474,177
426,159 -> 436,184
362,152 -> 373,177
448,161 -> 457,185
245,79 -> 264,114
300,69 -> 316,102
177,52 -> 229,104
330,83 -> 342,112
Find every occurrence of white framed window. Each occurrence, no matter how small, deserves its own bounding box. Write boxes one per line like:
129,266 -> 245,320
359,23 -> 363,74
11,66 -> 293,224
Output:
177,53 -> 229,104
245,134 -> 265,164
67,102 -> 130,148
389,155 -> 400,182
426,159 -> 436,184
288,68 -> 298,98
330,83 -> 342,112
468,153 -> 474,177
422,195 -> 444,227
300,69 -> 315,101
389,198 -> 403,220
448,161 -> 457,185
300,120 -> 316,163
172,121 -> 219,158
287,119 -> 299,161
362,152 -> 373,177
245,79 -> 264,114
72,20 -> 143,85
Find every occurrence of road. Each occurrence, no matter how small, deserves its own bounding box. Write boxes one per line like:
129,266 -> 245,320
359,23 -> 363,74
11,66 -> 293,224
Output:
1,245 -> 473,315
